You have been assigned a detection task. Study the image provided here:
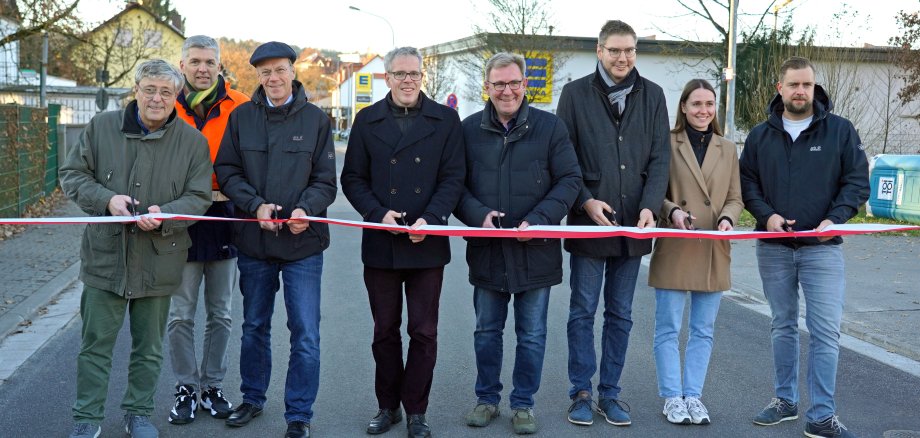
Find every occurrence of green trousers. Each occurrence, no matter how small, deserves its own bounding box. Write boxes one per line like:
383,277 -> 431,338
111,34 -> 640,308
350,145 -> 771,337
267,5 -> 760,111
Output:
72,285 -> 171,423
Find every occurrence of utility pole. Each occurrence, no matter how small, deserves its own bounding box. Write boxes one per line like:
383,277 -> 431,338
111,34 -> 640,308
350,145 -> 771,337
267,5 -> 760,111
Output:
40,31 -> 48,108
724,0 -> 739,142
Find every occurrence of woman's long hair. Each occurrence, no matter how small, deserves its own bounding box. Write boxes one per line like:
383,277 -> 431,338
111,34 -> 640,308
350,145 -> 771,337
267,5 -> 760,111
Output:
671,79 -> 723,136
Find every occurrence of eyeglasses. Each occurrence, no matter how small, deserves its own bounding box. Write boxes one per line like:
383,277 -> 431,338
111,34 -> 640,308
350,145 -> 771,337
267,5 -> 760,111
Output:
488,80 -> 524,91
138,87 -> 175,100
389,71 -> 422,81
258,67 -> 291,79
601,46 -> 637,59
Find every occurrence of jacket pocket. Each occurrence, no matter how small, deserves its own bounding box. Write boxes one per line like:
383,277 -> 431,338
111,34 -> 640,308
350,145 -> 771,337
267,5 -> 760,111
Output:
582,171 -> 602,198
466,238 -> 492,282
524,238 -> 561,281
147,233 -> 192,288
283,136 -> 317,154
83,223 -> 123,280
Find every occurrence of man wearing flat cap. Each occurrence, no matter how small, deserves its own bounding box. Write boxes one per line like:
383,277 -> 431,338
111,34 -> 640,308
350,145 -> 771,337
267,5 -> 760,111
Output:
214,40 -> 336,438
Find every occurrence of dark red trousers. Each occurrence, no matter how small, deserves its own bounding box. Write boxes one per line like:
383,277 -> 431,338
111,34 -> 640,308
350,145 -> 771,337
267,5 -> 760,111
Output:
364,266 -> 443,414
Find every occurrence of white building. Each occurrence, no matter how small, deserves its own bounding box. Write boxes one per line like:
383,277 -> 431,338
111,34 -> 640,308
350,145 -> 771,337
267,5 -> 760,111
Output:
419,34 -> 920,155
333,55 -> 387,130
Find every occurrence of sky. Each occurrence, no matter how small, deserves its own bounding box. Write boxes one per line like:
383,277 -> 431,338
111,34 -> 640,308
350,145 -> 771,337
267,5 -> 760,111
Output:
77,0 -> 919,55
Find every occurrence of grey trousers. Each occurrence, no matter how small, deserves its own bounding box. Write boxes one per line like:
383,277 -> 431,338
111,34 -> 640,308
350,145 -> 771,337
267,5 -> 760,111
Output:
166,258 -> 237,391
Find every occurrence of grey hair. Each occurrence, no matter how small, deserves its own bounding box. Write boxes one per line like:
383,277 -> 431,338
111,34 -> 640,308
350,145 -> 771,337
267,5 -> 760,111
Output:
134,59 -> 183,90
182,35 -> 220,61
384,47 -> 423,72
485,52 -> 526,79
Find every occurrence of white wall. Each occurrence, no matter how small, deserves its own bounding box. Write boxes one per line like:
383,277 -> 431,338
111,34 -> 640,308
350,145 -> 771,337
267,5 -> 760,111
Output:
445,49 -> 714,127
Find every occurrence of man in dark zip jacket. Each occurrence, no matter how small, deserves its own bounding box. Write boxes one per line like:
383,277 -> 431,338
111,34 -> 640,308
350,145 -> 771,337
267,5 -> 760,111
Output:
741,56 -> 868,438
214,41 -> 337,438
456,52 -> 581,435
557,20 -> 670,427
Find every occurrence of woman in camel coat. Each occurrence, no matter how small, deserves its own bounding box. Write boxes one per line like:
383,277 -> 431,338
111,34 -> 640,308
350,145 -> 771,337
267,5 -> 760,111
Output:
647,79 -> 743,426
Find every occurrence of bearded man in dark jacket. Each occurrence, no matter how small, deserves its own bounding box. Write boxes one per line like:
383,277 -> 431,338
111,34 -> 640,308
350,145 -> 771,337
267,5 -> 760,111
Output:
557,20 -> 670,427
741,56 -> 868,438
214,41 -> 337,438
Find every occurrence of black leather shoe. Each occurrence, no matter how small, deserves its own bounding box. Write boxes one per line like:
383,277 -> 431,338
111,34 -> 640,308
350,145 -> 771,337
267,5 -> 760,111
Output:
285,421 -> 310,438
407,414 -> 431,438
225,402 -> 262,427
367,408 -> 402,434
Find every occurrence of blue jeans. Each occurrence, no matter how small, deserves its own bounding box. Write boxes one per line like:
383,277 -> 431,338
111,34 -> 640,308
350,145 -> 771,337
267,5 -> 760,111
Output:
653,289 -> 723,399
567,255 -> 641,400
756,241 -> 845,422
473,286 -> 551,409
237,252 -> 323,424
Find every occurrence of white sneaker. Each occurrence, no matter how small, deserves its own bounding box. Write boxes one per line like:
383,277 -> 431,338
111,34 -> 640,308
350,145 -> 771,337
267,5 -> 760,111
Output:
684,397 -> 710,425
663,397 -> 691,424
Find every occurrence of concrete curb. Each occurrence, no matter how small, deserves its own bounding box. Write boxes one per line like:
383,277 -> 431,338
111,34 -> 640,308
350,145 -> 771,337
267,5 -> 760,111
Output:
0,262 -> 80,340
729,276 -> 920,363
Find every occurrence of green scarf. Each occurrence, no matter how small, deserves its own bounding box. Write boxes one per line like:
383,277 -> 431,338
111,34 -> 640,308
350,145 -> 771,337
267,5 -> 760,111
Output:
185,76 -> 221,110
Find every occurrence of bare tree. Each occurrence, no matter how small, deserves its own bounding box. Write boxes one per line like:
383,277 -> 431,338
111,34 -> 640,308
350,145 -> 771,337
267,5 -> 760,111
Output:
0,0 -> 83,48
451,0 -> 572,105
422,54 -> 451,103
64,12 -> 177,87
657,0 -> 778,124
891,6 -> 920,108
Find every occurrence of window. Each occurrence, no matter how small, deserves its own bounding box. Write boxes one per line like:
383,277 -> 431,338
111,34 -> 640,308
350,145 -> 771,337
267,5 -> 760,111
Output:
115,28 -> 133,47
143,30 -> 162,49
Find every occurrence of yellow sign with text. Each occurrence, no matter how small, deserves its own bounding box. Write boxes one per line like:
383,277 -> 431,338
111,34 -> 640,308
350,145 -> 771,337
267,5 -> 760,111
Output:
355,73 -> 373,94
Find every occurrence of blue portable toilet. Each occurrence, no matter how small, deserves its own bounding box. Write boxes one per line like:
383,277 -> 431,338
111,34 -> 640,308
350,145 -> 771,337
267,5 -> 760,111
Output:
868,154 -> 920,224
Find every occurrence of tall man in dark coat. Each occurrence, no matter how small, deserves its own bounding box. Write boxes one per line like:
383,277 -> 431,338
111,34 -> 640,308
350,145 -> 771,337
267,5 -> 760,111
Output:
557,20 -> 671,427
214,41 -> 337,438
455,52 -> 581,435
341,46 -> 465,438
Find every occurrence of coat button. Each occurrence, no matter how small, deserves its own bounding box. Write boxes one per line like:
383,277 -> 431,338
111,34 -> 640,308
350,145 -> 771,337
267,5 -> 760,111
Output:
618,136 -> 624,141
390,188 -> 397,195
414,187 -> 421,194
620,164 -> 626,170
390,158 -> 397,165
415,157 -> 421,163
127,291 -> 132,296
621,194 -> 627,199
680,200 -> 687,206
171,242 -> 176,247
704,199 -> 711,206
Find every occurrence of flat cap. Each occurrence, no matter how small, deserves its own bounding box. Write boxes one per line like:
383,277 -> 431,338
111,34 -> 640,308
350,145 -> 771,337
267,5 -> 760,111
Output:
249,41 -> 297,66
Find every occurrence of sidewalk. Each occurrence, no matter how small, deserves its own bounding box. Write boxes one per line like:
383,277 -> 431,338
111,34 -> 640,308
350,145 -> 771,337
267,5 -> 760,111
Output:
728,233 -> 920,363
0,198 -> 918,371
0,200 -> 85,340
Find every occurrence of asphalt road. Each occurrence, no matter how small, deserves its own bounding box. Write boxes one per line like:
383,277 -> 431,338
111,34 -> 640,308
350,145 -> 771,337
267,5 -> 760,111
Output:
0,149 -> 918,437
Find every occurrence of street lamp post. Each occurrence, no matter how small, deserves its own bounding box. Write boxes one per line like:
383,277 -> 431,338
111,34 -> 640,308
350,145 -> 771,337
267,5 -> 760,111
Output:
348,5 -> 395,49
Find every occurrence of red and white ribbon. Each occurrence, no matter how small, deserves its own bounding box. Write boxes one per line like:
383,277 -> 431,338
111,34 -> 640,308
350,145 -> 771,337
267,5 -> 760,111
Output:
2,213 -> 916,240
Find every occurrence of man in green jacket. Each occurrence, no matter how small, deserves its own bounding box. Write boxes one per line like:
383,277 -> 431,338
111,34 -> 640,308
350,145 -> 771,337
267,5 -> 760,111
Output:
60,59 -> 212,438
